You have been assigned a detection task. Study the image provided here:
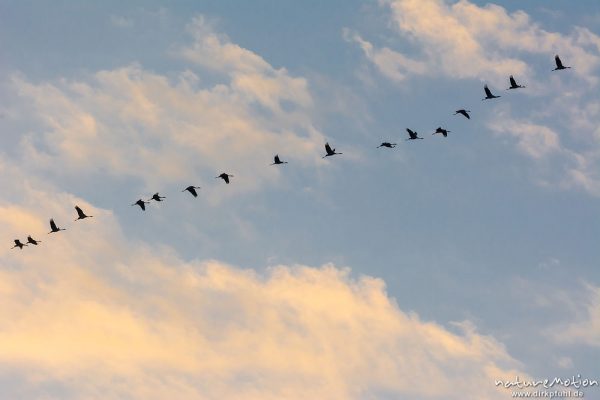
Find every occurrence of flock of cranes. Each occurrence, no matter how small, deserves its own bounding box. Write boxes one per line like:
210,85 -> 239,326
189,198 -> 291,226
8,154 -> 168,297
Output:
10,55 -> 572,251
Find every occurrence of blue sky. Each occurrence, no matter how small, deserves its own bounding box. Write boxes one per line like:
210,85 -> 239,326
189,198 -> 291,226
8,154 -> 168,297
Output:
1,1 -> 599,399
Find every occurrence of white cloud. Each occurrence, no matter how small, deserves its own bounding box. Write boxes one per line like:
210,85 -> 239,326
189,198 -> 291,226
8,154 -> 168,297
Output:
345,0 -> 600,197
0,153 -> 531,399
349,0 -> 600,86
10,16 -> 325,199
0,189 -> 528,399
343,28 -> 427,82
487,99 -> 600,197
488,115 -> 562,160
180,16 -> 312,112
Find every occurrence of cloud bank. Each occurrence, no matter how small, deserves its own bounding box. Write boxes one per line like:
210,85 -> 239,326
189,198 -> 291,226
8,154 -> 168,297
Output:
0,201 -> 525,400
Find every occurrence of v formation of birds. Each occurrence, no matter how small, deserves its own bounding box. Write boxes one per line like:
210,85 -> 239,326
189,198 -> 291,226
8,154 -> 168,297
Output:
11,55 -> 571,250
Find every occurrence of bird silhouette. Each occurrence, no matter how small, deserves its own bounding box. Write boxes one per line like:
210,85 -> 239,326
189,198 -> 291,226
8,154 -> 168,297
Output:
482,85 -> 500,100
12,239 -> 27,249
27,235 -> 41,245
271,154 -> 288,165
74,205 -> 93,221
323,142 -> 342,158
216,173 -> 233,184
377,142 -> 397,148
507,75 -> 525,89
406,128 -> 424,140
433,127 -> 450,137
48,218 -> 65,234
182,186 -> 201,197
454,109 -> 471,119
553,55 -> 571,71
132,199 -> 150,211
149,192 -> 166,202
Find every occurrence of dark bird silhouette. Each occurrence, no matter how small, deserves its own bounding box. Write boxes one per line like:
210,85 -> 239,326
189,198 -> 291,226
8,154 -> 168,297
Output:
454,109 -> 471,119
377,142 -> 397,148
27,235 -> 41,245
48,218 -> 65,234
406,128 -> 424,141
322,142 -> 342,158
271,154 -> 288,165
507,75 -> 525,89
182,186 -> 201,197
12,239 -> 27,249
74,205 -> 93,221
216,173 -> 233,184
483,85 -> 500,100
433,127 -> 450,137
132,199 -> 150,211
149,192 -> 166,202
553,55 -> 571,71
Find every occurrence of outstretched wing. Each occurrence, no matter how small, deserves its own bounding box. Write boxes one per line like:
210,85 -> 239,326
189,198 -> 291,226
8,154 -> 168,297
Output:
325,142 -> 332,153
50,219 -> 58,230
274,155 -> 281,163
509,75 -> 517,87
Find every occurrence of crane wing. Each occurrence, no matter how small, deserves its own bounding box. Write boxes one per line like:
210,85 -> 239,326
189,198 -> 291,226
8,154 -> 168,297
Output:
484,85 -> 493,97
555,55 -> 563,69
75,206 -> 85,218
325,143 -> 332,153
509,75 -> 517,87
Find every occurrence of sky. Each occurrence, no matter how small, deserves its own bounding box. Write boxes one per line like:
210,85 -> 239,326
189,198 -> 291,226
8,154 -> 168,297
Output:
1,1 -> 599,399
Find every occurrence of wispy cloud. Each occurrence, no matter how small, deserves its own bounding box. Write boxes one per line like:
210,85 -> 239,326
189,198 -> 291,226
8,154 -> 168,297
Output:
345,0 -> 600,197
348,0 -> 600,86
343,28 -> 427,82
487,100 -> 600,197
109,15 -> 134,28
551,284 -> 600,348
10,16 -> 325,200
